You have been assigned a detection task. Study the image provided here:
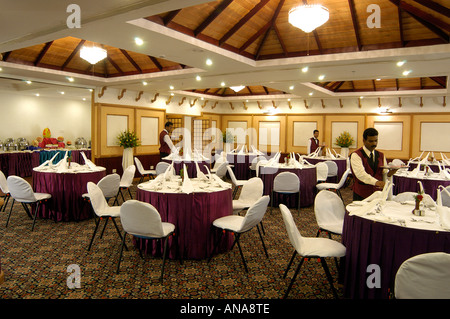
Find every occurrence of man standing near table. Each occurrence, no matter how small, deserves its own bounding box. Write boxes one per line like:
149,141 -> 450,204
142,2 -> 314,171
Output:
307,129 -> 324,155
159,121 -> 177,160
350,128 -> 398,201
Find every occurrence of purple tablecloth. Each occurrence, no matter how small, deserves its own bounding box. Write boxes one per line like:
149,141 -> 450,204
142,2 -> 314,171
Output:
393,175 -> 450,200
259,166 -> 317,208
163,160 -> 210,178
136,187 -> 233,260
32,169 -> 106,222
304,157 -> 347,182
226,154 -> 258,180
342,212 -> 450,299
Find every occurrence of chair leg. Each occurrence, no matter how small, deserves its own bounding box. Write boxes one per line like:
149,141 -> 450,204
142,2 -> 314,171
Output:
116,232 -> 127,274
111,217 -> 128,251
208,228 -> 224,262
5,198 -> 15,228
270,190 -> 274,214
87,217 -> 101,251
234,233 -> 248,273
320,257 -> 339,299
119,189 -> 126,204
31,202 -> 40,231
160,236 -> 170,283
100,217 -> 109,238
256,225 -> 268,258
284,257 -> 305,299
283,250 -> 297,279
127,188 -> 133,200
1,194 -> 10,212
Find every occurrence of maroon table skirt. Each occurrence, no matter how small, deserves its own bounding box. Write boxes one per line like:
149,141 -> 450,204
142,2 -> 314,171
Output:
136,188 -> 234,260
32,169 -> 106,222
259,166 -> 317,208
393,175 -> 450,200
163,160 -> 210,178
304,157 -> 347,182
342,213 -> 450,299
0,152 -> 34,177
226,154 -> 258,180
408,162 -> 450,173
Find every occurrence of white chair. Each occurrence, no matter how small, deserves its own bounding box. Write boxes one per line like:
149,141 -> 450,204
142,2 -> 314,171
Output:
227,165 -> 246,199
82,173 -> 120,206
211,155 -> 225,173
314,190 -> 345,237
0,170 -> 11,212
279,204 -> 346,299
134,157 -> 156,183
249,156 -> 266,177
213,161 -> 229,179
271,172 -> 300,213
116,200 -> 177,282
394,252 -> 450,299
232,177 -> 264,215
316,168 -> 351,203
392,191 -> 436,208
315,162 -> 328,183
155,161 -> 170,175
86,182 -> 124,251
6,175 -> 51,231
324,160 -> 338,181
440,185 -> 450,207
118,165 -> 136,203
208,196 -> 270,272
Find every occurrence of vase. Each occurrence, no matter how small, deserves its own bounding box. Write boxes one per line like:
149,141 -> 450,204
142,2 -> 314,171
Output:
122,147 -> 133,172
412,200 -> 424,216
340,147 -> 349,158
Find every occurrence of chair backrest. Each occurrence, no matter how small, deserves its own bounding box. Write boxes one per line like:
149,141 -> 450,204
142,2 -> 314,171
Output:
120,200 -> 165,238
315,162 -> 328,181
273,172 -> 300,193
441,186 -> 450,207
97,173 -> 120,198
215,161 -> 228,178
213,155 -> 225,170
336,168 -> 351,188
134,157 -> 145,175
314,190 -> 345,229
155,162 -> 170,175
87,182 -> 108,216
7,175 -> 36,202
238,196 -> 270,232
395,252 -> 450,299
324,160 -> 338,176
250,156 -> 266,170
121,165 -> 136,186
226,165 -> 239,184
279,204 -> 304,253
0,170 -> 9,193
238,177 -> 264,203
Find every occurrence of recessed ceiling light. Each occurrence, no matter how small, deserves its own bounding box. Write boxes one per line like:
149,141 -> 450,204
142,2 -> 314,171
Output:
26,80 -> 32,84
301,66 -> 309,73
397,60 -> 406,67
402,70 -> 412,76
206,58 -> 213,66
376,78 -> 381,81
289,85 -> 294,90
318,75 -> 325,80
0,67 -> 3,71
170,93 -> 174,96
134,37 -> 144,46
221,82 -> 226,87
196,75 -> 202,81
309,92 -> 313,96
82,98 -> 86,101
60,91 -> 65,95
169,85 -> 174,90
35,93 -> 40,97
67,77 -> 74,82
142,81 -> 148,86
288,98 -> 291,101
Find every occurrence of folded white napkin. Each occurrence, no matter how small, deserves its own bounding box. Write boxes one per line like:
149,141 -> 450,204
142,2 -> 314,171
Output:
349,198 -> 383,216
48,152 -> 60,167
212,173 -> 231,189
195,160 -> 208,180
203,164 -> 212,180
37,160 -> 50,169
181,164 -> 194,194
436,205 -> 450,230
163,162 -> 175,180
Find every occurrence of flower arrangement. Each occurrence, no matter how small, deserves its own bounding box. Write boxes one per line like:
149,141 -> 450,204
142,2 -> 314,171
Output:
117,130 -> 141,148
335,131 -> 354,148
223,130 -> 235,143
413,191 -> 425,215
414,192 -> 424,203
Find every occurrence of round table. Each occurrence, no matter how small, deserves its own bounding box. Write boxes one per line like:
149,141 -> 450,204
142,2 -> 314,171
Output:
303,156 -> 348,182
32,165 -> 106,222
226,153 -> 260,180
258,164 -> 317,208
162,159 -> 211,178
136,177 -> 234,260
408,161 -> 450,173
393,171 -> 450,200
342,200 -> 450,299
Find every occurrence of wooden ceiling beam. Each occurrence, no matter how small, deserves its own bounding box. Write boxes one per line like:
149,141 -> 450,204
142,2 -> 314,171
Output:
273,24 -> 288,57
61,39 -> 85,70
239,21 -> 271,53
429,76 -> 447,87
255,0 -> 285,59
120,49 -> 142,73
397,7 -> 405,46
412,0 -> 450,18
148,56 -> 162,71
219,0 -> 270,46
194,0 -> 233,37
34,41 -> 53,66
348,0 -> 362,51
163,9 -> 181,25
106,56 -> 123,74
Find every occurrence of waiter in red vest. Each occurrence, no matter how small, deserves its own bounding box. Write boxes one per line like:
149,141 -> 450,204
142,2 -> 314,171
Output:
307,129 -> 324,155
159,121 -> 177,160
350,128 -> 398,201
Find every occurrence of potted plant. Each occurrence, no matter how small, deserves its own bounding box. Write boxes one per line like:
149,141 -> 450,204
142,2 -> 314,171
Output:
334,131 -> 354,158
118,130 -> 141,171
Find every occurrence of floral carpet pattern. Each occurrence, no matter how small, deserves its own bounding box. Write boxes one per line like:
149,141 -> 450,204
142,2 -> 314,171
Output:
0,176 -> 353,300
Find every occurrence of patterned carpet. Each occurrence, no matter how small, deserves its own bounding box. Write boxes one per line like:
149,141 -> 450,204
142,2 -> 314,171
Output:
0,176 -> 354,301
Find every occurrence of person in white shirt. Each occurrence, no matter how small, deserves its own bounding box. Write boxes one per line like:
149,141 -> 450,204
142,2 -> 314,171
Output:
307,130 -> 324,155
350,128 -> 398,200
159,121 -> 177,160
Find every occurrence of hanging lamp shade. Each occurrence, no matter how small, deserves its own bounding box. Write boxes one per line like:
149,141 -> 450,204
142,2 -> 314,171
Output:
80,46 -> 107,64
288,4 -> 329,33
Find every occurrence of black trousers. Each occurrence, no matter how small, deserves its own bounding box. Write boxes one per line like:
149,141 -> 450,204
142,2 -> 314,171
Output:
353,192 -> 365,201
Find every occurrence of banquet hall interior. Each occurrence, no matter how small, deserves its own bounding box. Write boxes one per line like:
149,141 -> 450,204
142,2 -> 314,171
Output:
0,0 -> 450,302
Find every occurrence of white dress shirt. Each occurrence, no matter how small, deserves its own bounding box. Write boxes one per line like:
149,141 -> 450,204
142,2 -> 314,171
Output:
350,145 -> 388,185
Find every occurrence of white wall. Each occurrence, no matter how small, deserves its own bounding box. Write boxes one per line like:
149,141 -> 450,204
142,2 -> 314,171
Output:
0,91 -> 91,145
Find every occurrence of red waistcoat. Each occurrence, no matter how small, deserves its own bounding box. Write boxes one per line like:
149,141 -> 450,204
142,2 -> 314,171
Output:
159,130 -> 171,153
310,137 -> 319,153
351,148 -> 385,199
